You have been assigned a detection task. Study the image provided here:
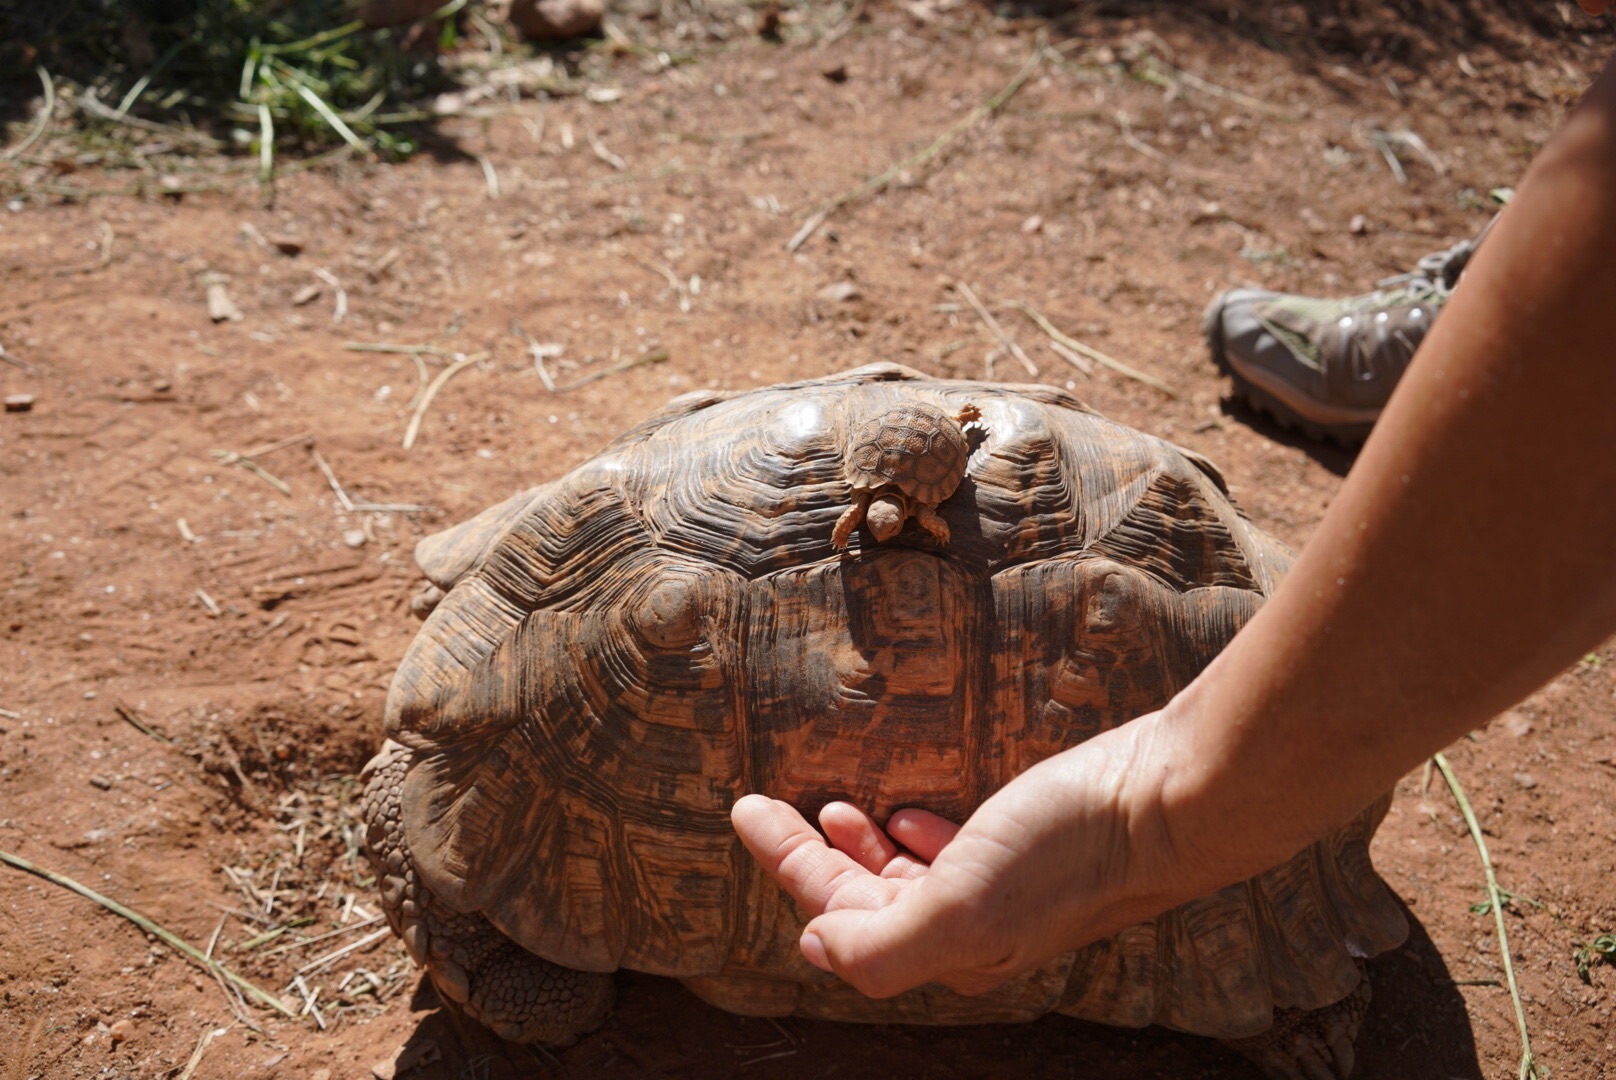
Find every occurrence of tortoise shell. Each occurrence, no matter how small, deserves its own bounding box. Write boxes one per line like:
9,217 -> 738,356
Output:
377,362 -> 1406,1038
845,401 -> 973,505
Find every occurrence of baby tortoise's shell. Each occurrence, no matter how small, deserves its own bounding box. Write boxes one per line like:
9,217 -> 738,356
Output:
373,362 -> 1407,1042
845,401 -> 977,505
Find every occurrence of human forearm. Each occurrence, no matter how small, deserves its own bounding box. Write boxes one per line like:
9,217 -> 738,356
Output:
1150,54 -> 1616,891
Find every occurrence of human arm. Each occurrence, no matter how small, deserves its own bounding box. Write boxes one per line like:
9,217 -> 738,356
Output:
732,49 -> 1616,998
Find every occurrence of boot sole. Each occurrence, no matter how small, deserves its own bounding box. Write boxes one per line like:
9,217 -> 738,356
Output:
1203,296 -> 1374,449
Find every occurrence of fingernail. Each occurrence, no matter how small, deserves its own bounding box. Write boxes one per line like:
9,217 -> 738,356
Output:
800,931 -> 831,972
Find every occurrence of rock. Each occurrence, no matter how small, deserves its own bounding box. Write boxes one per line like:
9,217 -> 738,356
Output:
108,1019 -> 134,1046
4,393 -> 34,412
373,1038 -> 440,1079
343,529 -> 368,549
1514,772 -> 1537,790
505,0 -> 604,40
1501,710 -> 1534,737
816,281 -> 861,303
201,273 -> 242,323
1349,214 -> 1369,235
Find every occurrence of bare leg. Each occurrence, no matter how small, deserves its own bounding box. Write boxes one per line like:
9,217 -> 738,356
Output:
361,742 -> 614,1045
914,504 -> 951,545
1220,965 -> 1369,1080
831,492 -> 871,550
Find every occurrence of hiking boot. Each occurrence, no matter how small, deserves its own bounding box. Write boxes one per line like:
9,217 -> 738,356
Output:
1203,233 -> 1483,446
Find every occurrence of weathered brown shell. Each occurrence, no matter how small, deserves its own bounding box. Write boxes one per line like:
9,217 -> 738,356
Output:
844,401 -> 972,505
383,362 -> 1406,1038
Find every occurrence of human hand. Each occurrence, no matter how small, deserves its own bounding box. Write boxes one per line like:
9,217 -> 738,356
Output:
731,714 -> 1201,999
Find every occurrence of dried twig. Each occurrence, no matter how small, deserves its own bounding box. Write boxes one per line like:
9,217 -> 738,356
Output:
787,37 -> 1045,252
75,93 -> 225,148
474,154 -> 500,198
1138,58 -> 1298,120
177,1024 -> 232,1080
292,974 -> 327,1030
258,913 -> 383,958
113,700 -> 170,744
307,447 -> 355,512
1013,302 -> 1176,397
208,449 -> 290,495
342,342 -> 461,358
1433,753 -> 1539,1080
0,343 -> 35,372
403,353 -> 483,450
2,67 -> 56,162
555,349 -> 668,393
956,282 -> 1037,377
293,927 -> 393,978
350,501 -> 433,514
631,256 -> 692,313
313,268 -> 347,324
0,848 -> 296,1016
589,132 -> 627,171
511,321 -> 559,391
196,589 -> 222,617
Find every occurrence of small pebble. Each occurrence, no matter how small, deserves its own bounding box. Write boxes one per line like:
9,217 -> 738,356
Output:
1501,711 -> 1535,737
89,775 -> 112,790
1021,214 -> 1044,234
816,281 -> 861,303
108,1019 -> 134,1045
1514,772 -> 1537,790
4,393 -> 34,412
1349,214 -> 1369,235
343,529 -> 368,549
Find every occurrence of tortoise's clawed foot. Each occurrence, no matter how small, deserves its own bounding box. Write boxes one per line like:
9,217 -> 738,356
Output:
360,742 -> 614,1046
831,504 -> 863,550
915,505 -> 951,545
1222,967 -> 1369,1080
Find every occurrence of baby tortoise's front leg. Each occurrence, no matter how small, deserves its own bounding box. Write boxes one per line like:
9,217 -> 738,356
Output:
361,741 -> 614,1044
913,504 -> 951,545
1221,964 -> 1370,1080
831,491 -> 872,550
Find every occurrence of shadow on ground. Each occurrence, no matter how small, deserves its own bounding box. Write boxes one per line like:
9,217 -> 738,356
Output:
379,902 -> 1477,1080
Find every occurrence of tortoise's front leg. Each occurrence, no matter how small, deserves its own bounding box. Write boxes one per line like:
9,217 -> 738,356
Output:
831,491 -> 872,550
913,504 -> 952,545
361,742 -> 614,1044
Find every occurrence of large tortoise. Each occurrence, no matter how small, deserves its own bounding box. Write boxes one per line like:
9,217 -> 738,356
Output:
361,363 -> 1407,1078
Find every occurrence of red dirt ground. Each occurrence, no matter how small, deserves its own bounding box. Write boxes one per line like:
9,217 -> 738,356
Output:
3,4 -> 1614,1078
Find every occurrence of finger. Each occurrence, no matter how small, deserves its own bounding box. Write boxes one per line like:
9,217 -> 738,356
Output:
886,807 -> 962,863
818,801 -> 902,873
732,794 -> 896,916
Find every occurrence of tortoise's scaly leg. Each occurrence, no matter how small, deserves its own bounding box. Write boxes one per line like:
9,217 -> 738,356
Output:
831,492 -> 871,550
1220,964 -> 1370,1080
361,741 -> 614,1045
914,504 -> 951,545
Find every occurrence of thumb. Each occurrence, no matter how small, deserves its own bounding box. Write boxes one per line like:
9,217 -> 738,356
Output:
800,889 -> 971,999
